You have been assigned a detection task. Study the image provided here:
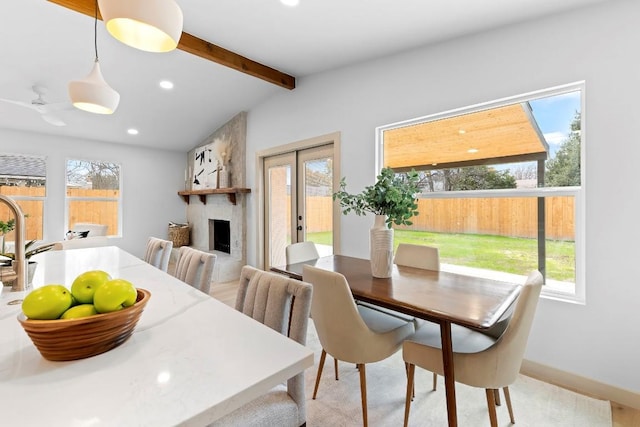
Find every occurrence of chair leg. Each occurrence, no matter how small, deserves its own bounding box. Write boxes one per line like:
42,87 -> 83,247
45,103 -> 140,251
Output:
433,373 -> 438,391
334,357 -> 339,380
313,349 -> 327,399
485,389 -> 498,427
503,386 -> 515,424
404,363 -> 415,427
403,363 -> 416,400
494,388 -> 501,406
358,363 -> 368,427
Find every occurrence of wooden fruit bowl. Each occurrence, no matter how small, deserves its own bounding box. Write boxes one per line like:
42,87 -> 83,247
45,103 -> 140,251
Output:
18,288 -> 151,361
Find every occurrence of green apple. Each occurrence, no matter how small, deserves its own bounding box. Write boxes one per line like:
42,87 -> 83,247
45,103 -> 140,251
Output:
71,270 -> 112,304
61,304 -> 98,319
93,279 -> 137,313
22,284 -> 74,320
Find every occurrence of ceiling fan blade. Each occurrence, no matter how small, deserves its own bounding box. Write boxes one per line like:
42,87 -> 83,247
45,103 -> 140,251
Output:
37,101 -> 74,114
0,98 -> 38,110
41,113 -> 67,127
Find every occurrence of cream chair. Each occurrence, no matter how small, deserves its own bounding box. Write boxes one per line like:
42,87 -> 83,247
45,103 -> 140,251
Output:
143,237 -> 173,272
393,243 -> 440,271
52,236 -> 110,250
402,270 -> 543,427
172,246 -> 216,294
72,222 -> 109,237
214,265 -> 312,427
359,243 -> 440,325
303,265 -> 416,427
285,241 -> 319,264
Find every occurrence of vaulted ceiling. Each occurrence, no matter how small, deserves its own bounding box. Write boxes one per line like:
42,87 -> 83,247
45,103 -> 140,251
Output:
0,0 -> 612,152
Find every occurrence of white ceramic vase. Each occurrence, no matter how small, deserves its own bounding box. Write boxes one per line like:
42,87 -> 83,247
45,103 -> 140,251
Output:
370,214 -> 394,278
219,167 -> 230,188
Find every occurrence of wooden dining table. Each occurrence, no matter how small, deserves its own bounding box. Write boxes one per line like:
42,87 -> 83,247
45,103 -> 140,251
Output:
271,254 -> 522,427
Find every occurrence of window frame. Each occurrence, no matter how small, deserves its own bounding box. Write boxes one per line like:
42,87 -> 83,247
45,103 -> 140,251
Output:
65,158 -> 123,238
375,81 -> 586,304
0,153 -> 47,242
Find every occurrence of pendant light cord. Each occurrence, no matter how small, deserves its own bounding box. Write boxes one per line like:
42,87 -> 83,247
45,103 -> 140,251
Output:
94,0 -> 99,62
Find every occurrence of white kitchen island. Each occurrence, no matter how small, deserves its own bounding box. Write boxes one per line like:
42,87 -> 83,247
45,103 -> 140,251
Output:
0,246 -> 314,426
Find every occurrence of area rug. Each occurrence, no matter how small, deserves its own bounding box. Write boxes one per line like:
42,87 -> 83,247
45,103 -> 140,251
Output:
304,321 -> 612,427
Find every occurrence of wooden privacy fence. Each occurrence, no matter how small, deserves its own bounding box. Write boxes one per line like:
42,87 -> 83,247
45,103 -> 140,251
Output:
0,187 -> 119,242
67,189 -> 119,236
305,195 -> 575,240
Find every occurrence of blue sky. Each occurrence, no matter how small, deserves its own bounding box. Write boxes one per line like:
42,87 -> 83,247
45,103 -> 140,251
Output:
529,90 -> 581,151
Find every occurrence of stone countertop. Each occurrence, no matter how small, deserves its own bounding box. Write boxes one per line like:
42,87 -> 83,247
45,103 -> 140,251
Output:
0,246 -> 313,426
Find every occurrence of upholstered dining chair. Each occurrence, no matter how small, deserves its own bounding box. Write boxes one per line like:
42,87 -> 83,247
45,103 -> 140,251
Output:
393,243 -> 440,271
359,243 -> 441,328
402,270 -> 543,427
285,241 -> 319,265
143,236 -> 173,272
52,236 -> 110,250
302,264 -> 416,427
172,246 -> 216,294
72,222 -> 108,237
213,265 -> 313,427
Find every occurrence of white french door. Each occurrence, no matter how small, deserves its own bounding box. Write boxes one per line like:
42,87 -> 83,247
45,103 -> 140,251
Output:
264,144 -> 334,269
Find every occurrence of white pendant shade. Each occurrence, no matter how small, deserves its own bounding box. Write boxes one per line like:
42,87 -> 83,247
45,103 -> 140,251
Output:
98,0 -> 184,53
68,61 -> 120,115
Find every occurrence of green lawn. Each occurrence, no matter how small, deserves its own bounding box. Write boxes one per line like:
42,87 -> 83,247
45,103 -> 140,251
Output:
307,230 -> 575,282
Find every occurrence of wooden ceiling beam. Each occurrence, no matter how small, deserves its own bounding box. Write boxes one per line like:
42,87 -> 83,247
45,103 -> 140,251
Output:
48,0 -> 296,90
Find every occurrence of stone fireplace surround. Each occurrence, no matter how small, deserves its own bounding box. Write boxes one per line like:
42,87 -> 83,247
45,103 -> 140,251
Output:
180,112 -> 248,283
184,195 -> 246,283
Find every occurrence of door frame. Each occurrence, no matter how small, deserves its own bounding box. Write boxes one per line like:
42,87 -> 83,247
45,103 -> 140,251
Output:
255,132 -> 341,269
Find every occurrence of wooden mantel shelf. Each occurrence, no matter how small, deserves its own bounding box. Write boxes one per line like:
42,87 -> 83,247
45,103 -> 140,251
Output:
178,188 -> 251,205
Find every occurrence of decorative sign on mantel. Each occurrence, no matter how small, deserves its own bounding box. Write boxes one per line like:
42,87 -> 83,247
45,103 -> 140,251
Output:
189,137 -> 231,190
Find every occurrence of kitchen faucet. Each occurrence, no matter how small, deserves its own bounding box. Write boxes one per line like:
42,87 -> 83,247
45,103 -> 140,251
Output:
0,195 -> 26,292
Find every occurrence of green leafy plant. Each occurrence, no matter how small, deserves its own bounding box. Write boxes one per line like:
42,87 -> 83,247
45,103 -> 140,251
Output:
0,218 -> 16,254
0,218 -> 16,235
332,167 -> 420,228
1,240 -> 55,261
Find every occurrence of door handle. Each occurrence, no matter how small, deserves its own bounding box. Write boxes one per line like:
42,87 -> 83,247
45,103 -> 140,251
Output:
297,225 -> 302,231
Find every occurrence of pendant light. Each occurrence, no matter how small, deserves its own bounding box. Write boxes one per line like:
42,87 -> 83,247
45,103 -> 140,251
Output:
68,0 -> 120,115
97,0 -> 184,53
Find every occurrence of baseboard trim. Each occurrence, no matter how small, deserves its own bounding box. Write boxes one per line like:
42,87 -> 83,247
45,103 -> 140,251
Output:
521,359 -> 640,410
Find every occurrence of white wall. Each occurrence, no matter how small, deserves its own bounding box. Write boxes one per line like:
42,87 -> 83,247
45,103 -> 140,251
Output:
0,129 -> 186,257
245,0 -> 640,392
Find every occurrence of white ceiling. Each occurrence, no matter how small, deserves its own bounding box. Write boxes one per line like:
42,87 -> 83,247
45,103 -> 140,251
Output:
0,0 -> 611,152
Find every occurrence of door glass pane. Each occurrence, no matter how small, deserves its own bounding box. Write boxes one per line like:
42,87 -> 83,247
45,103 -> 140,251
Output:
303,157 -> 333,256
268,165 -> 291,267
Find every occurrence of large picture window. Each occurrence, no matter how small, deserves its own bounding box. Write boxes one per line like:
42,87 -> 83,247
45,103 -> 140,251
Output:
377,82 -> 584,302
66,159 -> 121,237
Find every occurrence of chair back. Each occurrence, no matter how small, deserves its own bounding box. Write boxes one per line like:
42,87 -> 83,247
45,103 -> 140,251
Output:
466,270 -> 543,388
52,236 -> 110,250
394,243 -> 440,271
72,223 -> 108,237
286,241 -> 319,264
143,237 -> 173,272
235,265 -> 313,426
173,246 -> 216,294
303,265 -> 380,362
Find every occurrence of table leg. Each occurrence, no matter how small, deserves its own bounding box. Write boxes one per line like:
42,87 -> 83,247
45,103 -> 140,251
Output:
440,320 -> 457,427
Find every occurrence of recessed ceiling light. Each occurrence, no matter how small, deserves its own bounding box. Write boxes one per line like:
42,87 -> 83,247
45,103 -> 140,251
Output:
127,128 -> 139,135
467,148 -> 478,153
281,0 -> 299,6
159,80 -> 174,89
